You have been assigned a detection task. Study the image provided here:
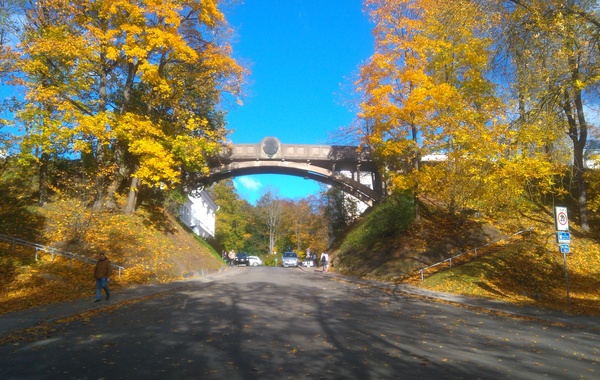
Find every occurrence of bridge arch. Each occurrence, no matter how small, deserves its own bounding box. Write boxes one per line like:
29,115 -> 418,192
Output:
201,137 -> 384,205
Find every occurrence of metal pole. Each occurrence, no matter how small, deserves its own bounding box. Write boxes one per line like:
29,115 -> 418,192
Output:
562,252 -> 571,309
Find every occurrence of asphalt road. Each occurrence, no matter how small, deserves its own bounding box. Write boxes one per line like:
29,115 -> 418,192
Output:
0,266 -> 598,380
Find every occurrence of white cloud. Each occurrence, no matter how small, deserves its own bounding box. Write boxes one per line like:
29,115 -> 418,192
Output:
236,176 -> 263,191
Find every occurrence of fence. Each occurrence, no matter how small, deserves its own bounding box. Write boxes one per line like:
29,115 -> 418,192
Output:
0,233 -> 125,278
418,227 -> 533,281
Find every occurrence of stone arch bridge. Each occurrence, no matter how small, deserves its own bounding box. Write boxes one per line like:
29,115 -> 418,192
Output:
199,137 -> 384,205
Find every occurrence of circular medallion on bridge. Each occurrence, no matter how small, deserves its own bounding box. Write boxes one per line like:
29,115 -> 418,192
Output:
262,137 -> 280,157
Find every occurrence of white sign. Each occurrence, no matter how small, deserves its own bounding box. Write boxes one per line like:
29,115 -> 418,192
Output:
555,207 -> 569,231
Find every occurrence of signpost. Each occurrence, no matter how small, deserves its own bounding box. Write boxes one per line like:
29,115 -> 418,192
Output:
554,206 -> 571,308
556,231 -> 570,244
555,206 -> 569,231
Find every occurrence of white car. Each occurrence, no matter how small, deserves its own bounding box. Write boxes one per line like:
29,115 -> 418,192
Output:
248,255 -> 263,266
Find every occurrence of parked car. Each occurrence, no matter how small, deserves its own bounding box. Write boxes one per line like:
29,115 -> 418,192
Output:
248,255 -> 263,266
234,252 -> 250,266
282,251 -> 298,267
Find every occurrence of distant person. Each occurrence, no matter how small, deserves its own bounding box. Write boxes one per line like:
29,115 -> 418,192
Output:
228,250 -> 236,266
306,248 -> 311,266
94,253 -> 111,302
320,251 -> 329,272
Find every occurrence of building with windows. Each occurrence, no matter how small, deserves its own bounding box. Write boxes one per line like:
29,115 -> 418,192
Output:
179,189 -> 218,239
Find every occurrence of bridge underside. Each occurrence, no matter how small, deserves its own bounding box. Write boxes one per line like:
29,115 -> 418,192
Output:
204,161 -> 382,205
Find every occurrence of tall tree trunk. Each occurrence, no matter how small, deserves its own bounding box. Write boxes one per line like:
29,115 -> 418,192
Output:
411,123 -> 421,221
269,230 -> 275,255
105,142 -> 126,210
92,144 -> 106,210
93,51 -> 110,210
564,88 -> 590,232
108,61 -> 137,212
38,151 -> 49,206
124,175 -> 140,216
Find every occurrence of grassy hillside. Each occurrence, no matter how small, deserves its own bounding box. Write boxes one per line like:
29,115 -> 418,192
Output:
0,194 -> 225,315
330,195 -> 600,316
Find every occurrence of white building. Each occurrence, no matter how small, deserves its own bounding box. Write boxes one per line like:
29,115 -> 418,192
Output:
338,169 -> 373,214
179,189 -> 219,238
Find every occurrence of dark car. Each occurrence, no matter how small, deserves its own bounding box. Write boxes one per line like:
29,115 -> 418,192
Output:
234,252 -> 250,266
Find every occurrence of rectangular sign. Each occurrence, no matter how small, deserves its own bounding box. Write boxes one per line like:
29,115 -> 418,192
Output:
559,244 -> 570,254
557,231 -> 570,244
554,207 -> 569,231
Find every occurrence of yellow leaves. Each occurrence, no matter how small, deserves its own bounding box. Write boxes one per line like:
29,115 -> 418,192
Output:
414,219 -> 600,315
197,0 -> 225,27
358,0 -> 574,215
13,0 -> 244,215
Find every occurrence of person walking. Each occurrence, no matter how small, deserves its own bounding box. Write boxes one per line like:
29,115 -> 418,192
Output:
94,253 -> 111,302
320,251 -> 329,272
228,250 -> 236,266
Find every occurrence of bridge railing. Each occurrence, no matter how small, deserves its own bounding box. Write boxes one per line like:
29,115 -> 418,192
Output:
417,227 -> 533,281
226,143 -> 374,162
0,233 -> 125,278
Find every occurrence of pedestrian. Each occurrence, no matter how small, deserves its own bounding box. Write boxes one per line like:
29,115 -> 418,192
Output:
320,251 -> 329,272
94,253 -> 111,302
228,249 -> 236,266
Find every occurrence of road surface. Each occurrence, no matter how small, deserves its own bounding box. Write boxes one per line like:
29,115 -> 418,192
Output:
0,266 -> 598,379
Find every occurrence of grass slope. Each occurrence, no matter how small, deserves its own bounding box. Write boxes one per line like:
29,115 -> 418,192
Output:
0,199 -> 225,315
331,197 -> 600,316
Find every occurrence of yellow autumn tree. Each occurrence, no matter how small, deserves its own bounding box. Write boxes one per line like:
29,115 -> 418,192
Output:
17,0 -> 246,214
498,0 -> 600,231
357,0 -> 562,216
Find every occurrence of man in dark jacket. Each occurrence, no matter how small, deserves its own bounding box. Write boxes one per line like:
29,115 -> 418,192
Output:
94,253 -> 111,302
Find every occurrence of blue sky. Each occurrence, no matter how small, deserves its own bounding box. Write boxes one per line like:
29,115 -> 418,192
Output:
222,1 -> 374,204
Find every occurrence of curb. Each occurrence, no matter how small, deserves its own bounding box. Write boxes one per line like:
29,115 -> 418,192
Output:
322,272 -> 600,330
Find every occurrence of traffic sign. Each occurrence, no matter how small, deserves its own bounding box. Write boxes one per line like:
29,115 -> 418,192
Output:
554,207 -> 569,231
559,244 -> 570,254
556,231 -> 570,244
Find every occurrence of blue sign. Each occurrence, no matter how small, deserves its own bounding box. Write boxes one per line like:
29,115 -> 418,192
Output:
559,244 -> 570,254
557,231 -> 570,244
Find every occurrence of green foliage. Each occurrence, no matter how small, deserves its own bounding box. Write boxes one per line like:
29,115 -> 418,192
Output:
341,191 -> 415,252
324,187 -> 360,239
210,180 -> 252,252
255,254 -> 275,267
